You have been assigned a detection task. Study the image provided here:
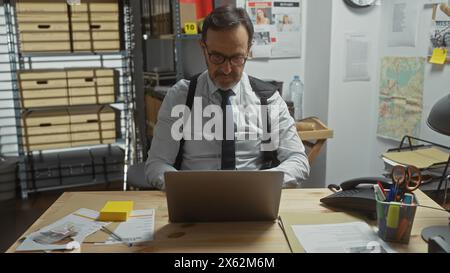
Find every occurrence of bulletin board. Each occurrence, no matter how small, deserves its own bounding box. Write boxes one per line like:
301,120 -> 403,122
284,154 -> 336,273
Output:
242,0 -> 302,59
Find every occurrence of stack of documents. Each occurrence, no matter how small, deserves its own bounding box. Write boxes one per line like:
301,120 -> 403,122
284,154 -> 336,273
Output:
381,147 -> 449,173
278,212 -> 396,253
16,208 -> 155,252
381,147 -> 449,169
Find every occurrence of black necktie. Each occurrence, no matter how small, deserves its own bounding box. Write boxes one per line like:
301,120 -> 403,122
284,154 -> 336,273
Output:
220,89 -> 236,170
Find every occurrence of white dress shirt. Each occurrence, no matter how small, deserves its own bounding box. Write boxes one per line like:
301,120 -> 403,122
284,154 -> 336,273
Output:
145,71 -> 310,189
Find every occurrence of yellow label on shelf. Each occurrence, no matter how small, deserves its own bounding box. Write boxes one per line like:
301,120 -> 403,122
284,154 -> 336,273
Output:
429,48 -> 448,65
184,22 -> 198,35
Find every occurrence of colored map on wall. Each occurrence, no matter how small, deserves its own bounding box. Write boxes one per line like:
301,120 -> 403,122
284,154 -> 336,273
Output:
377,57 -> 425,141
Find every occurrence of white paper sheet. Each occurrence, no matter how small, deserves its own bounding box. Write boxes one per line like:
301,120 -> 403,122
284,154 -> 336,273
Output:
344,33 -> 370,82
102,209 -> 155,245
387,0 -> 419,47
16,208 -> 109,252
291,222 -> 396,253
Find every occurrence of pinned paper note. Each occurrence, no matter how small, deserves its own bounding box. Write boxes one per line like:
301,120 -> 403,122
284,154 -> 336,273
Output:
429,48 -> 448,64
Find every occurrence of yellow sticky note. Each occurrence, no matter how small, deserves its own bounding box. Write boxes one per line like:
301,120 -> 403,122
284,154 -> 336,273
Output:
99,201 -> 134,222
429,48 -> 448,64
184,22 -> 198,35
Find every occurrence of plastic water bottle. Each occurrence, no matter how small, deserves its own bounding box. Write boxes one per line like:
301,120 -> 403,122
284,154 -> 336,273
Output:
289,75 -> 304,120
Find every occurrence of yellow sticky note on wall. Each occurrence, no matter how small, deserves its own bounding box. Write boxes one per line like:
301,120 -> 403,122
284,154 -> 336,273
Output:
429,48 -> 448,64
99,201 -> 134,222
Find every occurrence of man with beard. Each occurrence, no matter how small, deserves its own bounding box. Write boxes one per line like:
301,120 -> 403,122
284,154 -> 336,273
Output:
146,6 -> 309,190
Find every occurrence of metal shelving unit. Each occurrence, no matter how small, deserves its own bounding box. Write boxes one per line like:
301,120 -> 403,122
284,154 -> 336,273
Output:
171,0 -> 203,81
1,0 -> 144,198
142,0 -> 203,82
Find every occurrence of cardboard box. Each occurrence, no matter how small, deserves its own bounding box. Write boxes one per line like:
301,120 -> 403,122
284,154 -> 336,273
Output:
18,68 -> 118,107
67,69 -> 98,105
28,152 -> 61,189
180,2 -> 197,33
0,157 -> 18,201
22,108 -> 71,151
18,70 -> 69,108
69,0 -> 119,13
90,146 -> 124,183
67,68 -> 117,105
16,6 -> 71,53
16,0 -> 68,13
16,0 -> 121,53
69,105 -> 117,148
28,150 -> 94,189
22,105 -> 117,151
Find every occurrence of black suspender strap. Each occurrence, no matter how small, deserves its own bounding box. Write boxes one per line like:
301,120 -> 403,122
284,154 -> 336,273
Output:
173,74 -> 199,170
173,74 -> 280,170
248,76 -> 280,170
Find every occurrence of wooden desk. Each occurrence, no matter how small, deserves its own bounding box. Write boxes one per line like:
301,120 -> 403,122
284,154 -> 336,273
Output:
7,189 -> 448,253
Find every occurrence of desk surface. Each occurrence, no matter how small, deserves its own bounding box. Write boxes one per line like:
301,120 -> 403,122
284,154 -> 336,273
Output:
7,189 -> 448,253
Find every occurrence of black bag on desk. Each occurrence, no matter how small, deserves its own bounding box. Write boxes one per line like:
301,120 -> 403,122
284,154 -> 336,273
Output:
0,156 -> 18,201
90,146 -> 124,183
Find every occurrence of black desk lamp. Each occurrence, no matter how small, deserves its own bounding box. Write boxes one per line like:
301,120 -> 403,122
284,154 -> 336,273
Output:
421,94 -> 450,253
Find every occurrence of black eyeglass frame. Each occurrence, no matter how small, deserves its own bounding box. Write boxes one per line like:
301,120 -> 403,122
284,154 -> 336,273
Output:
202,44 -> 249,66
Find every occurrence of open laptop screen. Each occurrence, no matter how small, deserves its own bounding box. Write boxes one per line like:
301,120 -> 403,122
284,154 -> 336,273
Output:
164,171 -> 283,222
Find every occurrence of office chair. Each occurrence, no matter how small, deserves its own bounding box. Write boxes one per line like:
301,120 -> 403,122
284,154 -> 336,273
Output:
126,162 -> 156,190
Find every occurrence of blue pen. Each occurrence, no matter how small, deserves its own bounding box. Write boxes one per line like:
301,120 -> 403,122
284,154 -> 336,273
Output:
387,185 -> 396,202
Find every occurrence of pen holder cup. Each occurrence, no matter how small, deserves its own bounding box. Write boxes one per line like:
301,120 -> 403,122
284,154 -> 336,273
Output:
375,190 -> 417,244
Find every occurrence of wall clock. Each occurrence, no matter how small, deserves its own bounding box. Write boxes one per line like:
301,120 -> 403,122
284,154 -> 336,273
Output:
343,0 -> 377,8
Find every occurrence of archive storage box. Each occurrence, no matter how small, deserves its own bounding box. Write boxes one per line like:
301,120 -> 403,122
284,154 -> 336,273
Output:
22,105 -> 118,152
58,149 -> 94,186
28,152 -> 61,189
15,0 -> 121,53
18,68 -> 118,108
69,105 -> 118,148
0,156 -> 18,201
67,68 -> 118,105
28,150 -> 94,189
22,108 -> 71,151
16,0 -> 71,53
70,0 -> 122,52
90,146 -> 124,183
26,147 -> 124,190
18,70 -> 69,108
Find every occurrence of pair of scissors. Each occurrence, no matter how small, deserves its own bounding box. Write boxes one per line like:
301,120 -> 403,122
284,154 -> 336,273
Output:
390,165 -> 422,202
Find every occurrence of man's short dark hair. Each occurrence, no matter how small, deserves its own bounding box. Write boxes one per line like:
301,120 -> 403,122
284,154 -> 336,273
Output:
202,5 -> 254,48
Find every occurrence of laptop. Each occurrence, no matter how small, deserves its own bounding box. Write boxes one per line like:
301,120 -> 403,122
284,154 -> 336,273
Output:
164,170 -> 283,222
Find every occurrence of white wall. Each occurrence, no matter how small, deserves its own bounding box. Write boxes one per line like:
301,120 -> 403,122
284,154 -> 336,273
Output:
326,0 -> 450,186
326,2 -> 382,185
301,0 -> 332,188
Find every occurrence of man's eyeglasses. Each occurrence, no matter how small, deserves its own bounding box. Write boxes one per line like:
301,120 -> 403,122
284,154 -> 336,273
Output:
203,45 -> 248,66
